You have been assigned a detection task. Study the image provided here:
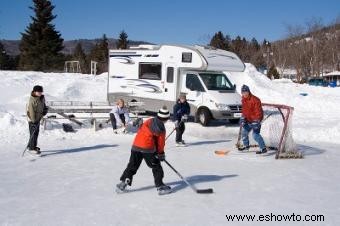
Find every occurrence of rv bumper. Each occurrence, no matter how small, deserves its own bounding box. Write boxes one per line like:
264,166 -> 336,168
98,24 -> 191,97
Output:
211,110 -> 242,120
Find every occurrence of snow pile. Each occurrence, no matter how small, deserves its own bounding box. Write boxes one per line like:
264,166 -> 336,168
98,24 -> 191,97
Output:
0,71 -> 108,143
228,63 -> 340,144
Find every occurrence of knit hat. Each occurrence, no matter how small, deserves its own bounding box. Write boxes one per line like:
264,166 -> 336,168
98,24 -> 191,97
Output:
241,84 -> 250,93
33,85 -> 43,92
179,93 -> 186,99
157,106 -> 170,120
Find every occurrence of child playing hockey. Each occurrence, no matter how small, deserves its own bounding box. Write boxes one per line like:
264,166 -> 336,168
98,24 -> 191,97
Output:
173,94 -> 190,147
116,106 -> 171,195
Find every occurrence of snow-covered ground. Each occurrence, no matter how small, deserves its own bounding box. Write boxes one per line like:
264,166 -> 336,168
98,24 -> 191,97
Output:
0,66 -> 339,226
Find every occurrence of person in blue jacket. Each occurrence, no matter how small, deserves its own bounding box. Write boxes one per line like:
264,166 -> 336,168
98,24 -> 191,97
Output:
173,94 -> 190,146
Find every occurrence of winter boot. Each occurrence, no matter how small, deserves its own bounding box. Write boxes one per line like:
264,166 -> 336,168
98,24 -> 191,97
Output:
34,147 -> 41,154
157,184 -> 172,195
28,149 -> 41,155
115,178 -> 130,193
256,148 -> 268,154
238,145 -> 250,151
176,140 -> 186,147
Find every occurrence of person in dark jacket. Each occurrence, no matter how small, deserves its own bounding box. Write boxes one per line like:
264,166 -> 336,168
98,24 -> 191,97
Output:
116,106 -> 171,195
239,85 -> 267,154
173,94 -> 190,146
26,85 -> 48,155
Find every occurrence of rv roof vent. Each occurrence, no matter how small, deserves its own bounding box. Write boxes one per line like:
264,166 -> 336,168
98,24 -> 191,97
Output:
129,45 -> 160,50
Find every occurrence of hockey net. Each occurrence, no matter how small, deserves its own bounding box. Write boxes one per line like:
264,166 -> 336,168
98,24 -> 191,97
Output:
236,103 -> 302,159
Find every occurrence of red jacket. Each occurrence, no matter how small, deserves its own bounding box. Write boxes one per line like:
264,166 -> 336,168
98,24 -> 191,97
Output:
132,118 -> 166,154
242,94 -> 263,122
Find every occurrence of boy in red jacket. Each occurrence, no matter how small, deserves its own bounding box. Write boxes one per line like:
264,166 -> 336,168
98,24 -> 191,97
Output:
116,107 -> 171,195
239,85 -> 267,154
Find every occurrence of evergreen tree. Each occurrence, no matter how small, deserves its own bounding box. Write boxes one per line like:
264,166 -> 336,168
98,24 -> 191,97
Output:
19,0 -> 64,71
267,64 -> 280,79
89,34 -> 109,74
117,30 -> 128,49
72,42 -> 88,74
250,38 -> 260,51
0,42 -> 11,70
231,36 -> 244,58
210,31 -> 230,50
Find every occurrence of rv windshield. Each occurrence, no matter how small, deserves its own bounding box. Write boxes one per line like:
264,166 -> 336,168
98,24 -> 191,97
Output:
199,73 -> 234,91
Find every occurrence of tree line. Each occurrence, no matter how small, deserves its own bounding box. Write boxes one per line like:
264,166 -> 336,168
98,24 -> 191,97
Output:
1,0 -> 339,81
209,17 -> 340,81
0,0 -> 129,74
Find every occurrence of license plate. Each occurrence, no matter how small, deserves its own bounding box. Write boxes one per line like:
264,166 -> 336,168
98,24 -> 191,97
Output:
233,113 -> 242,118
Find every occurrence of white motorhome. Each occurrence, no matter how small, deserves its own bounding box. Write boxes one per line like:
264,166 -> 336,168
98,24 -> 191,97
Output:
107,44 -> 245,126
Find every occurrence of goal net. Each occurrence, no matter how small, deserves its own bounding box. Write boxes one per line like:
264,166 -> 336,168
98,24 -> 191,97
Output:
236,103 -> 302,159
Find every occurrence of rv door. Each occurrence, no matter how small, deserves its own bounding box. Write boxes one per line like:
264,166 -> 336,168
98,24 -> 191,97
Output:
164,63 -> 178,101
182,73 -> 205,105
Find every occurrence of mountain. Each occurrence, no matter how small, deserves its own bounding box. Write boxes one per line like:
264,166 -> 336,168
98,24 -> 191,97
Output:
0,38 -> 152,56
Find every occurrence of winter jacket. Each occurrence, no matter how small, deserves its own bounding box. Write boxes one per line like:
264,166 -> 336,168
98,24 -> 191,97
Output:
110,105 -> 130,125
132,118 -> 166,154
27,93 -> 47,123
241,93 -> 263,123
173,100 -> 190,122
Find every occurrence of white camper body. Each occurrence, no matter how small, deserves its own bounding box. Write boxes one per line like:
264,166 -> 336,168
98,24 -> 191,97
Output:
107,44 -> 245,125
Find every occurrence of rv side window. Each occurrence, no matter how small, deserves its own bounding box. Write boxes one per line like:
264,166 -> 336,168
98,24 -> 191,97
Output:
182,52 -> 192,63
167,67 -> 174,83
186,74 -> 205,92
139,63 -> 162,80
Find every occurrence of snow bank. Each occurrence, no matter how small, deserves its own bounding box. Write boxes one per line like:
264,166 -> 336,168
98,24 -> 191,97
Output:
0,66 -> 339,145
227,63 -> 340,144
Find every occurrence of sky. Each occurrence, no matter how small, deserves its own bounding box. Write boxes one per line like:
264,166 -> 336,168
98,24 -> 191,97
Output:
0,0 -> 339,44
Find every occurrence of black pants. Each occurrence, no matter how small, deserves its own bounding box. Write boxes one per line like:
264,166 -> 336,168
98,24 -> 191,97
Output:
110,113 -> 126,130
28,121 -> 40,150
175,122 -> 185,142
120,150 -> 164,187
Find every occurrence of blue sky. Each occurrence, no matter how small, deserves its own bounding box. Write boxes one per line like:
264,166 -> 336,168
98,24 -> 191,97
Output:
0,0 -> 339,44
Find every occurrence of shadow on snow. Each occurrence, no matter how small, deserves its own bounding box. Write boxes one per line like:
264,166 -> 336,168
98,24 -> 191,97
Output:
128,174 -> 238,193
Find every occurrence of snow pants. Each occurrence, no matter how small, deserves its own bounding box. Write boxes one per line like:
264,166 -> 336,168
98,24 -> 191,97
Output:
28,121 -> 40,150
120,150 -> 164,187
175,122 -> 185,142
110,113 -> 126,130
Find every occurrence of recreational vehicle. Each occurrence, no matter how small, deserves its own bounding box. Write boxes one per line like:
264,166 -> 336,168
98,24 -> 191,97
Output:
107,44 -> 245,126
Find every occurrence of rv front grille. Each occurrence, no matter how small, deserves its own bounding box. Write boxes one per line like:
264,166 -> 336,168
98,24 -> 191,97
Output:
229,105 -> 242,112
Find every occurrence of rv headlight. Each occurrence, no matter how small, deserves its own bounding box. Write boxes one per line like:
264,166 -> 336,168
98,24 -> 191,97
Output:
215,103 -> 230,111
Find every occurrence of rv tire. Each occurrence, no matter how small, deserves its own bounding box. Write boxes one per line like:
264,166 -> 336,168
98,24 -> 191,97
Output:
197,108 -> 211,126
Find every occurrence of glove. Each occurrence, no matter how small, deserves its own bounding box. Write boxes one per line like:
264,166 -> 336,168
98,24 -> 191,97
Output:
174,120 -> 179,128
156,153 -> 166,161
240,117 -> 246,125
181,114 -> 188,122
251,120 -> 261,126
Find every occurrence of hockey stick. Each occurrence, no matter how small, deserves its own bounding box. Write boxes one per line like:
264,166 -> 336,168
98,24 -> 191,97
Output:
165,127 -> 176,141
22,124 -> 38,157
165,120 -> 185,141
164,160 -> 213,194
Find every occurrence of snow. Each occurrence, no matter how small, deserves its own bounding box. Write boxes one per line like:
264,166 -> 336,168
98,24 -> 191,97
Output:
0,67 -> 340,226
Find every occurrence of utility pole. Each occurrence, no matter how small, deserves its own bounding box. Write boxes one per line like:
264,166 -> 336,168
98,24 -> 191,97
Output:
263,41 -> 273,76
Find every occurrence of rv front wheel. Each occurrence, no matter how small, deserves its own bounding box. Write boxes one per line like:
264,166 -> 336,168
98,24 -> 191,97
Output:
197,109 -> 211,126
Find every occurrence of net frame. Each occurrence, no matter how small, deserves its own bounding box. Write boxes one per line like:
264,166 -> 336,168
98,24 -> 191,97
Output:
236,103 -> 300,159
